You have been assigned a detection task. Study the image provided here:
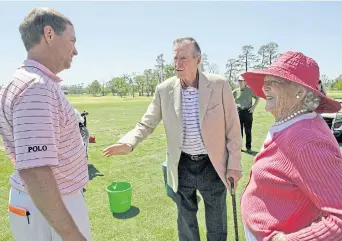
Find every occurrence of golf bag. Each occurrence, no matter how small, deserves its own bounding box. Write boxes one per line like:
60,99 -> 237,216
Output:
75,109 -> 90,156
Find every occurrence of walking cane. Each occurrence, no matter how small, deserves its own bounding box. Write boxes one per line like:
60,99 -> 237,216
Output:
228,177 -> 239,241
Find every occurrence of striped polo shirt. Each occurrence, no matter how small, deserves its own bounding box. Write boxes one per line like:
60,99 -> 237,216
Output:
181,86 -> 207,155
0,59 -> 88,195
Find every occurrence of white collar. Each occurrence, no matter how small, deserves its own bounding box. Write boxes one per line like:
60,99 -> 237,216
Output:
269,112 -> 317,137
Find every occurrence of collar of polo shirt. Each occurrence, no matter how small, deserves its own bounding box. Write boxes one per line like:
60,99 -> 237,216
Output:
22,59 -> 63,83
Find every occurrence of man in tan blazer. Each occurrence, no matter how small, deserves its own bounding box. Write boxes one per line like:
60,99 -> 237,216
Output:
104,37 -> 242,241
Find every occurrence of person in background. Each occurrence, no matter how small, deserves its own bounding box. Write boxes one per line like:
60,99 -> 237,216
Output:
0,8 -> 91,241
232,76 -> 259,154
317,80 -> 327,118
103,37 -> 242,241
318,79 -> 327,96
240,51 -> 342,241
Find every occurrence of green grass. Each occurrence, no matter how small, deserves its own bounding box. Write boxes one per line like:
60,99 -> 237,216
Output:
327,91 -> 342,99
0,93 -> 340,241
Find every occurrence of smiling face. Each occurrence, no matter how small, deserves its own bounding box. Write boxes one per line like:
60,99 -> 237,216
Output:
44,24 -> 78,73
173,41 -> 200,82
54,24 -> 78,72
262,75 -> 307,121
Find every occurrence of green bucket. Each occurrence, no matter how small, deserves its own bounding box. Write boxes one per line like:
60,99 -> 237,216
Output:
106,182 -> 132,213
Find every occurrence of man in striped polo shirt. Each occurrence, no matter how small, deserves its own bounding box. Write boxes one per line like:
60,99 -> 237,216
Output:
0,8 -> 91,241
104,37 -> 242,241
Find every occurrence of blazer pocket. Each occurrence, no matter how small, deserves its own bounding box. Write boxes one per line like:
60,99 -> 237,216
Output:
206,103 -> 222,116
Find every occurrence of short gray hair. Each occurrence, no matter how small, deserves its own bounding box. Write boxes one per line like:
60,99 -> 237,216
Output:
173,37 -> 201,57
19,7 -> 73,51
302,91 -> 321,111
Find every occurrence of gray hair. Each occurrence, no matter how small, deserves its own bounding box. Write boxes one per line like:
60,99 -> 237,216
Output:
173,37 -> 201,57
302,91 -> 321,111
19,7 -> 73,51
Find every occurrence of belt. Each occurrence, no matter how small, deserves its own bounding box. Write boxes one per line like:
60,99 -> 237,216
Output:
238,107 -> 251,111
181,152 -> 208,161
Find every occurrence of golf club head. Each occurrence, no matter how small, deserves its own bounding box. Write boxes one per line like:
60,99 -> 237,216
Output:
81,111 -> 89,117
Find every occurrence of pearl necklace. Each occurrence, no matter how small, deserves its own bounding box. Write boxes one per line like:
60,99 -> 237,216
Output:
273,109 -> 309,126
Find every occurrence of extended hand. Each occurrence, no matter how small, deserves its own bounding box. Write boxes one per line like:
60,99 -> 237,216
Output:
103,143 -> 132,157
226,169 -> 242,192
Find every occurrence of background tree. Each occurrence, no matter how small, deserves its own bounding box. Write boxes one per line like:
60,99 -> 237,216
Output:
113,77 -> 129,97
225,59 -> 239,88
106,78 -> 116,96
332,74 -> 342,90
61,83 -> 85,94
135,75 -> 145,96
265,42 -> 280,65
164,64 -> 175,79
200,53 -> 209,72
156,54 -> 165,83
87,80 -> 102,96
255,45 -> 268,69
130,72 -> 136,97
238,45 -> 257,72
208,63 -> 220,74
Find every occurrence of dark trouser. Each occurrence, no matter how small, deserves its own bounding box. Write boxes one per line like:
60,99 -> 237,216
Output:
176,152 -> 227,241
238,109 -> 253,150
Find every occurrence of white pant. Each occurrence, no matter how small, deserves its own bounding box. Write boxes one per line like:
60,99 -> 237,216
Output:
8,187 -> 92,241
244,225 -> 258,241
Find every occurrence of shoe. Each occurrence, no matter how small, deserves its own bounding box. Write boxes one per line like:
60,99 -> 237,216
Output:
246,149 -> 252,154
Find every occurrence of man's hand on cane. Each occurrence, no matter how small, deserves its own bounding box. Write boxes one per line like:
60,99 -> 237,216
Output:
226,169 -> 242,193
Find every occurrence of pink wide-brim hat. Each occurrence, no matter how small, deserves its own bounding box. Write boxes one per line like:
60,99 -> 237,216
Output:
241,51 -> 341,114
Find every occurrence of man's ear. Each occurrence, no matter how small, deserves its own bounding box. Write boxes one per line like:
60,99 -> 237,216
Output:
43,25 -> 55,44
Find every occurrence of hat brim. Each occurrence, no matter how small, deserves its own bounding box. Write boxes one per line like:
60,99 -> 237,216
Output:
241,67 -> 342,114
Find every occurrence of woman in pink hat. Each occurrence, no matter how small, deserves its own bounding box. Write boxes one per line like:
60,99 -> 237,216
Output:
240,51 -> 342,241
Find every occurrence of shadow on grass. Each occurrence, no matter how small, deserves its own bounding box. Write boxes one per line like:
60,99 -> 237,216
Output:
242,150 -> 259,157
88,164 -> 104,181
112,206 -> 140,219
249,151 -> 259,156
83,164 -> 104,193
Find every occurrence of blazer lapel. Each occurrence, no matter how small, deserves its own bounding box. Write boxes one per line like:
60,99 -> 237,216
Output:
199,72 -> 212,127
168,78 -> 182,123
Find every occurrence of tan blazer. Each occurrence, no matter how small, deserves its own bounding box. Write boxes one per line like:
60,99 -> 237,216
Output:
118,71 -> 242,192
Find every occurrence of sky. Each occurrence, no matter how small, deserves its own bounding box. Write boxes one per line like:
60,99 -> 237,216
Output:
1,1 -> 342,87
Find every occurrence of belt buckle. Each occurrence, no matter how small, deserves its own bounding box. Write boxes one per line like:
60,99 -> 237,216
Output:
191,155 -> 200,161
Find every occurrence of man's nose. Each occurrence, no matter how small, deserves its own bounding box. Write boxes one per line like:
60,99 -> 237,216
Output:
73,46 -> 78,56
175,60 -> 182,69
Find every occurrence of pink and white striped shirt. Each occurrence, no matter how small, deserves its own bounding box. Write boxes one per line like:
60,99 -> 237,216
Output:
0,59 -> 88,195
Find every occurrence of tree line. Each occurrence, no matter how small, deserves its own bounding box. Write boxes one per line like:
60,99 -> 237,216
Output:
62,42 -> 342,96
